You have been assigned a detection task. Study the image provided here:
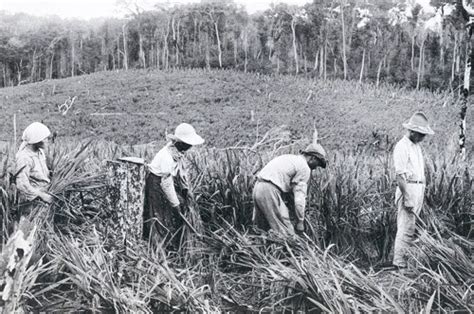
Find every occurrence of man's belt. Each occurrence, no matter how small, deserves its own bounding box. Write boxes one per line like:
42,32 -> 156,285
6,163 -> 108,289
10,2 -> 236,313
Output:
407,180 -> 425,184
257,177 -> 284,193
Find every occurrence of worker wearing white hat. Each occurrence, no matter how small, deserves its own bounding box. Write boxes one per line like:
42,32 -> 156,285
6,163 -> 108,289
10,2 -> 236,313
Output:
144,123 -> 204,249
252,130 -> 327,237
15,122 -> 54,211
392,112 -> 434,269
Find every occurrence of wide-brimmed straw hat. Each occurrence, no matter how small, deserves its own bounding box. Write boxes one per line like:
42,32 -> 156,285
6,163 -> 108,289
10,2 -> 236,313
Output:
167,123 -> 204,146
22,122 -> 51,144
402,112 -> 434,135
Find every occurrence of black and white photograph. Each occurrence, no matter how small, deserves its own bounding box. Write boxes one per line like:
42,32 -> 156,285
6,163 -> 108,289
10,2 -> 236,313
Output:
0,0 -> 472,312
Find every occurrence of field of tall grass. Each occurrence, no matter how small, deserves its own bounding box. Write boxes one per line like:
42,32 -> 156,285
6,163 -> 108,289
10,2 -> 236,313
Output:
0,136 -> 471,312
0,69 -> 472,312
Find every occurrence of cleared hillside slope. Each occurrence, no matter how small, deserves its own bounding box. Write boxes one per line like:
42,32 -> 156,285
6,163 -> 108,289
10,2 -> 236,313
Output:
0,69 -> 466,150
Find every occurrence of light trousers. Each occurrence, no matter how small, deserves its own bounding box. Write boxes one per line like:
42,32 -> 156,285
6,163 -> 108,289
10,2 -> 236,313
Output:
393,183 -> 425,267
253,180 -> 295,236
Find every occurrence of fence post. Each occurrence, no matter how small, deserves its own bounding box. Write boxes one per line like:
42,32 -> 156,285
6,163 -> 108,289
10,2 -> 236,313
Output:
105,157 -> 146,244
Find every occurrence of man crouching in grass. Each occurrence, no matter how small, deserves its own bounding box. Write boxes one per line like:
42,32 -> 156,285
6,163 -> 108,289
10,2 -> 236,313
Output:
143,123 -> 204,251
252,138 -> 327,237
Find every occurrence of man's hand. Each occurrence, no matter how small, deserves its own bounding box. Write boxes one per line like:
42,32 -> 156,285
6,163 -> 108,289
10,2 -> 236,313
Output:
296,221 -> 305,235
40,192 -> 54,204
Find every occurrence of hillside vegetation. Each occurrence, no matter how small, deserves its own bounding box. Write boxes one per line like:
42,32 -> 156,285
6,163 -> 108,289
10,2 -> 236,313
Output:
0,70 -> 472,312
0,69 -> 467,151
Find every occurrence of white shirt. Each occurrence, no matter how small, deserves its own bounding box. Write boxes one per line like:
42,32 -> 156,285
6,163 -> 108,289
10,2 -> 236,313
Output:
148,142 -> 189,207
393,135 -> 426,208
15,146 -> 50,201
257,154 -> 311,223
393,135 -> 425,182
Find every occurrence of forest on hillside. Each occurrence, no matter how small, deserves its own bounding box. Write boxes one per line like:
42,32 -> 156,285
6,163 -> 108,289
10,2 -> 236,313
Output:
0,0 -> 471,90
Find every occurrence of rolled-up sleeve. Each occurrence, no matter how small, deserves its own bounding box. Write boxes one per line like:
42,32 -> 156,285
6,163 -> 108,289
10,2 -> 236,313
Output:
160,175 -> 180,207
292,164 -> 311,223
16,156 -> 42,201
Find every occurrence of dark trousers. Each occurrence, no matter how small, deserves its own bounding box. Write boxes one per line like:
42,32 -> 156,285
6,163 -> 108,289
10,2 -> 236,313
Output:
143,173 -> 184,251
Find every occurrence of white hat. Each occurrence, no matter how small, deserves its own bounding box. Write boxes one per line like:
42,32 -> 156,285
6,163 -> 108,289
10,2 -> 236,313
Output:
22,122 -> 51,144
167,123 -> 204,146
402,112 -> 434,135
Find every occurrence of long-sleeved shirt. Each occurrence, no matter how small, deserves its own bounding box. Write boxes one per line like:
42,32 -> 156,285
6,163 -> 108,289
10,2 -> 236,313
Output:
148,142 -> 190,207
257,154 -> 311,223
15,146 -> 50,201
393,135 -> 425,206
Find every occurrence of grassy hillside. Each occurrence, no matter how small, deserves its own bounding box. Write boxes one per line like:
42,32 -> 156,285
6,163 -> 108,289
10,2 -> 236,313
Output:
0,70 -> 472,312
0,69 -> 467,150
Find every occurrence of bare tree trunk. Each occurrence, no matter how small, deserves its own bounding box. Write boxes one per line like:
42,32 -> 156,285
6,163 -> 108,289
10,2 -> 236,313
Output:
116,36 -> 121,69
340,0 -> 348,80
291,17 -> 298,74
163,19 -> 170,70
416,39 -> 425,90
139,32 -> 146,68
30,48 -> 37,82
172,16 -> 180,67
156,42 -> 160,69
2,63 -> 6,87
233,32 -> 238,67
359,49 -> 365,83
367,50 -> 371,73
193,17 -> 198,58
101,36 -> 107,71
214,20 -> 223,68
16,60 -> 22,85
49,52 -> 54,79
451,36 -> 457,84
440,27 -> 445,69
319,46 -> 324,78
71,36 -> 75,77
243,30 -> 248,73
324,41 -> 327,80
376,56 -> 385,87
304,52 -> 307,72
122,24 -> 129,70
411,35 -> 415,71
313,48 -> 319,71
205,32 -> 211,70
79,38 -> 83,73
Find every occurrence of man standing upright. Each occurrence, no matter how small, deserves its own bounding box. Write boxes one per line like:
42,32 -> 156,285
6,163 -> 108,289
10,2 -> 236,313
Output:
392,112 -> 434,269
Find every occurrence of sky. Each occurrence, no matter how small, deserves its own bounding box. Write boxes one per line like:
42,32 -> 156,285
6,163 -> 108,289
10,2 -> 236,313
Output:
0,0 -> 434,20
0,0 -> 312,19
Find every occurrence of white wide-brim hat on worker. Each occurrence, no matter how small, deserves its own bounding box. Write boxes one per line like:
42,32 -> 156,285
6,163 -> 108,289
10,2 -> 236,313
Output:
22,122 -> 51,144
402,112 -> 434,135
167,123 -> 204,146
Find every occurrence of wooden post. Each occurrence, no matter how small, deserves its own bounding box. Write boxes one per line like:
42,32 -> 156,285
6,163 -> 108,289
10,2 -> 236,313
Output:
460,1 -> 474,159
105,157 -> 146,244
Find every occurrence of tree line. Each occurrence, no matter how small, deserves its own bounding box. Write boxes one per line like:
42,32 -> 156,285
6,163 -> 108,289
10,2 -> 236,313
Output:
0,0 -> 470,90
